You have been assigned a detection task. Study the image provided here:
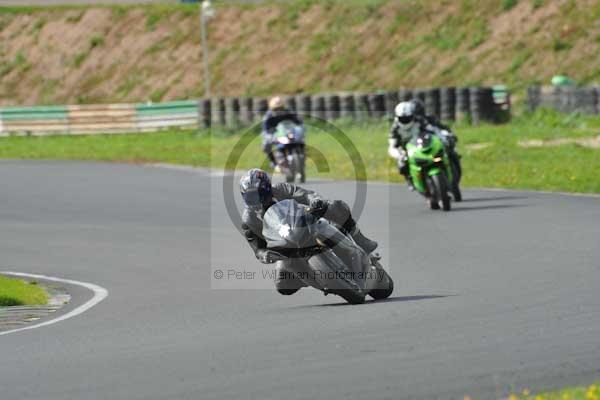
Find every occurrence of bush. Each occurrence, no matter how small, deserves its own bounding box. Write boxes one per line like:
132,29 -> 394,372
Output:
502,0 -> 518,11
89,35 -> 104,49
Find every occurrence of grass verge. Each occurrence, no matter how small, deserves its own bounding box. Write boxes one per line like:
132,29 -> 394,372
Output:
0,275 -> 48,306
0,110 -> 599,194
507,381 -> 600,400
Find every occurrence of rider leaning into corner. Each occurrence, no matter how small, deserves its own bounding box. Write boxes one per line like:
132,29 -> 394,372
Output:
388,99 -> 460,190
239,168 -> 377,295
262,96 -> 304,168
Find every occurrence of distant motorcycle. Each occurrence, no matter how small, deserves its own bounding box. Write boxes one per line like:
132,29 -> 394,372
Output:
405,131 -> 462,211
261,199 -> 394,304
272,120 -> 306,183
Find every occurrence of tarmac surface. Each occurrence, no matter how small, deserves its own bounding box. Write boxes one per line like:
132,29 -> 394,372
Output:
1,160 -> 599,399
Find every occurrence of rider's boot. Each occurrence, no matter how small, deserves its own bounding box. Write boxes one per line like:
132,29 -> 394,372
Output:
400,169 -> 415,191
350,225 -> 378,254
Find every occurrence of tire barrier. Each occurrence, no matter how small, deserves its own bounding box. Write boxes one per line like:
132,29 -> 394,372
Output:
425,88 -> 441,120
398,89 -> 413,102
440,87 -> 456,122
284,96 -> 296,113
313,95 -> 326,121
456,87 -> 470,122
369,93 -> 386,119
296,94 -> 311,117
198,98 -> 211,128
255,98 -> 268,122
469,87 -> 483,125
354,93 -> 370,120
340,94 -> 355,119
210,98 -> 223,127
325,94 -> 341,121
225,97 -> 240,129
0,86 -> 508,136
385,91 -> 399,118
527,85 -> 600,114
414,89 -> 426,107
240,97 -> 253,126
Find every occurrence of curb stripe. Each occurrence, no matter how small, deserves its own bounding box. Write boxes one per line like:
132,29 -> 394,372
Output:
0,272 -> 108,336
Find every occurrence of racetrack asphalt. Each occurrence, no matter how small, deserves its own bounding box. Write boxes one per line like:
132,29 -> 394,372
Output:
0,160 -> 599,400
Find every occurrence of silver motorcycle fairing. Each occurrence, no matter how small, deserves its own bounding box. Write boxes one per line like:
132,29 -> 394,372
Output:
262,200 -> 317,249
262,200 -> 388,295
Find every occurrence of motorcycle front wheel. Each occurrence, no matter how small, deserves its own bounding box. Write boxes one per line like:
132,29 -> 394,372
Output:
431,173 -> 451,211
368,268 -> 394,300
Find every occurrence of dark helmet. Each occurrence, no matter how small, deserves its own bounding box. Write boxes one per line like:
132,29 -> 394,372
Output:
240,168 -> 273,211
411,98 -> 425,118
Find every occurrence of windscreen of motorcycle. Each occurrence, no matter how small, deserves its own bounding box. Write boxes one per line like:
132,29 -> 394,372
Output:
275,120 -> 305,144
262,199 -> 317,249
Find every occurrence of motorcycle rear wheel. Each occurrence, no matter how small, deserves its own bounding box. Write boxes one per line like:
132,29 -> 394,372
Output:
291,149 -> 305,183
334,289 -> 366,304
369,269 -> 394,300
450,158 -> 462,202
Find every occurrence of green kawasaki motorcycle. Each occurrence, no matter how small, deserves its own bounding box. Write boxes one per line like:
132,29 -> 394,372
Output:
405,131 -> 462,211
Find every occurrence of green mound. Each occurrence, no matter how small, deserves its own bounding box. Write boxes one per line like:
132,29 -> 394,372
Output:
0,275 -> 48,306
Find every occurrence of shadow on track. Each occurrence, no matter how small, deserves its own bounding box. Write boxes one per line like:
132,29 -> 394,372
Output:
451,204 -> 527,212
296,294 -> 452,308
461,195 -> 528,203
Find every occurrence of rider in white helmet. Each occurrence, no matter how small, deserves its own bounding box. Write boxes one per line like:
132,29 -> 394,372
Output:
388,101 -> 420,189
388,99 -> 459,190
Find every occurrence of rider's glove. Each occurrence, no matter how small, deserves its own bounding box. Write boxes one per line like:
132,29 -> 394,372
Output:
256,249 -> 285,264
308,198 -> 328,217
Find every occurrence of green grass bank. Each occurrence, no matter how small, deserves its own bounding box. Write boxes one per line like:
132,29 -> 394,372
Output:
0,110 -> 599,194
0,275 -> 48,307
2,1 -> 600,105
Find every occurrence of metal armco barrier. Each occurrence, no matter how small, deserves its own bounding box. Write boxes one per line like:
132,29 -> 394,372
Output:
527,85 -> 600,114
0,86 -> 506,136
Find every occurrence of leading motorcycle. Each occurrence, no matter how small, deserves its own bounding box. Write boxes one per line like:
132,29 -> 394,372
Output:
262,199 -> 394,304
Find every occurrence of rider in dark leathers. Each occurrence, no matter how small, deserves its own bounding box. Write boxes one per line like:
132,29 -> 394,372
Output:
240,169 -> 377,295
262,96 -> 304,167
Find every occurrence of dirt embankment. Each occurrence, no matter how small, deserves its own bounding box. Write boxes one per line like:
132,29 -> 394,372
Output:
1,0 -> 600,106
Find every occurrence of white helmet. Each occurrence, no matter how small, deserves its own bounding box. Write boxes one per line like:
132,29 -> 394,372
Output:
394,101 -> 416,129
